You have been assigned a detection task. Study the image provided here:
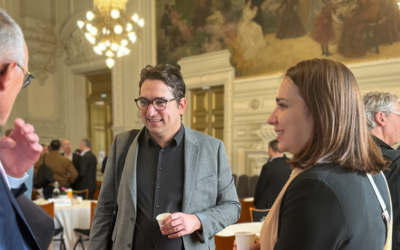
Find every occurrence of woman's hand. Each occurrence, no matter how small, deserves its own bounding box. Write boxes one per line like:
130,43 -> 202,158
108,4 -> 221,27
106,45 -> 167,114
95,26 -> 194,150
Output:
233,235 -> 260,250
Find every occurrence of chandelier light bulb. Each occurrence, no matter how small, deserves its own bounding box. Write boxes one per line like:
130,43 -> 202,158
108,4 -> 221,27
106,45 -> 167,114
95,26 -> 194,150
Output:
102,27 -> 107,35
111,43 -> 119,51
114,25 -> 123,35
117,51 -> 124,58
105,50 -> 114,57
128,32 -> 137,43
86,11 -> 94,21
86,23 -> 93,32
121,39 -> 129,46
77,20 -> 85,29
90,27 -> 98,36
138,18 -> 145,28
106,58 -> 115,69
94,46 -> 103,55
126,23 -> 133,32
85,33 -> 96,44
98,43 -> 106,51
132,13 -> 139,23
123,48 -> 131,55
105,40 -> 111,47
111,9 -> 120,19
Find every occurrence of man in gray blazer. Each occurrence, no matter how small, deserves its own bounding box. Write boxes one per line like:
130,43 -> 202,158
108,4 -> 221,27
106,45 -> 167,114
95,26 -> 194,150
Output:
89,64 -> 240,250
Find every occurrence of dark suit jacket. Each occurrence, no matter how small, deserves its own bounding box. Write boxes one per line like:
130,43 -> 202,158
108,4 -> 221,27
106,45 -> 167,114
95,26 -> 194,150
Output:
16,191 -> 55,250
275,162 -> 390,250
101,156 -> 108,174
254,156 -> 291,209
374,136 -> 400,250
75,150 -> 97,199
0,178 -> 40,249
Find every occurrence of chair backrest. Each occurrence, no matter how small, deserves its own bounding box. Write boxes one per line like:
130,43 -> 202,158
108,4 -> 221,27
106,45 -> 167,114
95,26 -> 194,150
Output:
73,189 -> 89,200
90,202 -> 97,228
232,174 -> 237,187
93,181 -> 102,200
236,199 -> 254,223
247,175 -> 259,198
250,207 -> 270,222
215,235 -> 235,250
39,202 -> 55,219
236,175 -> 248,200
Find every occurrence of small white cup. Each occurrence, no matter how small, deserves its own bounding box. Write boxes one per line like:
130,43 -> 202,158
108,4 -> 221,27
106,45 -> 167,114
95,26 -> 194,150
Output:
235,232 -> 256,250
156,213 -> 171,227
77,196 -> 83,204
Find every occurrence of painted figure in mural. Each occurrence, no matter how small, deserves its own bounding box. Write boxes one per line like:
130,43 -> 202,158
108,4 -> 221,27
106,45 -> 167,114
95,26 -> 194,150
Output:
251,0 -> 267,34
160,4 -> 172,37
305,0 -> 326,31
238,0 -> 267,60
336,0 -> 400,57
275,0 -> 307,39
310,0 -> 337,56
169,5 -> 193,45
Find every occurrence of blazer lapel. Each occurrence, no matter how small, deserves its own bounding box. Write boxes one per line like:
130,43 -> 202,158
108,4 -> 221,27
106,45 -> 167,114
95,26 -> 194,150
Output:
182,127 -> 199,213
125,129 -> 143,212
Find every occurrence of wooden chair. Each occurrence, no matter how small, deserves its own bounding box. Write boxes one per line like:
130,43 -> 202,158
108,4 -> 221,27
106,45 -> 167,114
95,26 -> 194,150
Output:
215,235 -> 235,250
93,181 -> 102,200
73,202 -> 97,250
236,199 -> 254,223
73,189 -> 89,200
250,207 -> 270,222
39,202 -> 66,250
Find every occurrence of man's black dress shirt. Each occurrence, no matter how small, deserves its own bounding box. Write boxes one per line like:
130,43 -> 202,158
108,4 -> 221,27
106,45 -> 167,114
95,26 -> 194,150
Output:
133,125 -> 185,250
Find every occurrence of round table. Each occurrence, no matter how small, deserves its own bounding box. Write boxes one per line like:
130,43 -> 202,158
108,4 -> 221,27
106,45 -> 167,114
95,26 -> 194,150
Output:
35,199 -> 95,250
216,222 -> 263,237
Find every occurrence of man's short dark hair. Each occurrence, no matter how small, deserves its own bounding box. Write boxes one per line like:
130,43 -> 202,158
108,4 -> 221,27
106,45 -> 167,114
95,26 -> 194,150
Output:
50,140 -> 61,151
269,140 -> 281,153
139,64 -> 186,105
81,138 -> 91,149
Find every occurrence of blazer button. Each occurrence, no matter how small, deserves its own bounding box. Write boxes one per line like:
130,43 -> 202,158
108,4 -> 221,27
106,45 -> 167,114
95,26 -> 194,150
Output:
130,217 -> 134,222
209,236 -> 212,240
127,243 -> 132,248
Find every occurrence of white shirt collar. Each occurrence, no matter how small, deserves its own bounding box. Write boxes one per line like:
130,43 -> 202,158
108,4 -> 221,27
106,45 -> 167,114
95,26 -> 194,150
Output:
81,149 -> 90,156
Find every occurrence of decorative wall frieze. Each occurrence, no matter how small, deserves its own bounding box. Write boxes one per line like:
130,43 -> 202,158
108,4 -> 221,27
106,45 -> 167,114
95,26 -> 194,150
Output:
21,17 -> 59,84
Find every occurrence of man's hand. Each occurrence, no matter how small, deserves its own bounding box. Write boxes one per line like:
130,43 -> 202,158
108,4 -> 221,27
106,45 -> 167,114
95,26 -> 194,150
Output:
0,118 -> 42,178
160,212 -> 202,238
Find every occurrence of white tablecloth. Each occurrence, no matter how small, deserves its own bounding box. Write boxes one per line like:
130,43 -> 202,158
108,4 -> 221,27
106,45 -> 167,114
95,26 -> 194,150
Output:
35,200 -> 95,250
216,222 -> 263,237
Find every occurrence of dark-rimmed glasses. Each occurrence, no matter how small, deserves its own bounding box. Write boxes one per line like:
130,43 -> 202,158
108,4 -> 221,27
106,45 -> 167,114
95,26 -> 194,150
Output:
0,63 -> 35,88
135,97 -> 177,111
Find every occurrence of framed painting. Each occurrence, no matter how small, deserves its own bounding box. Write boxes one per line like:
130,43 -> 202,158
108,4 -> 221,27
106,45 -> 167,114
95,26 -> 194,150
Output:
156,0 -> 400,77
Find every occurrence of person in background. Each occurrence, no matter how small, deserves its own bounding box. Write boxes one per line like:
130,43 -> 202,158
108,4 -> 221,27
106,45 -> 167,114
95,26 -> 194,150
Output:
34,139 -> 78,199
41,143 -> 49,155
253,139 -> 291,209
363,92 -> 400,250
74,138 -> 97,199
235,59 -> 391,250
0,8 -> 53,249
61,139 -> 80,188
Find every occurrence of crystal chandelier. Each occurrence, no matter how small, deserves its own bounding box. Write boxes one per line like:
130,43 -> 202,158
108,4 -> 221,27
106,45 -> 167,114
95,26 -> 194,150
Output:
77,0 -> 144,68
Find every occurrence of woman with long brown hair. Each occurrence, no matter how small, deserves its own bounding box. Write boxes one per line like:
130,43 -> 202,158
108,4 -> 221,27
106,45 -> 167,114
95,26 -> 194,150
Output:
234,58 -> 392,250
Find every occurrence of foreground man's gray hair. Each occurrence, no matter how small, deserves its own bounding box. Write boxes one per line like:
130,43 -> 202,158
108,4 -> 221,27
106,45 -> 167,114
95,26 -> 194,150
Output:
0,9 -> 25,66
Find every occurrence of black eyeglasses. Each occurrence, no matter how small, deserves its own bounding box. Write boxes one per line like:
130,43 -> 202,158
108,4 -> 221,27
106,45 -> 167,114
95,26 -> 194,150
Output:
134,97 -> 177,111
0,63 -> 35,89
18,64 -> 35,88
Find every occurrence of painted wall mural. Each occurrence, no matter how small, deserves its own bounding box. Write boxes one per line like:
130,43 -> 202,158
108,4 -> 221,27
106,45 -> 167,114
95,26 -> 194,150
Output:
156,0 -> 400,77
